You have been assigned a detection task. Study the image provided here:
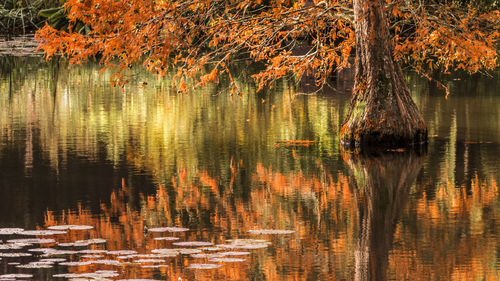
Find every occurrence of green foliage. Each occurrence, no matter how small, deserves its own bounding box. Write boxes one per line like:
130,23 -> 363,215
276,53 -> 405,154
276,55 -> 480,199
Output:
453,0 -> 499,10
39,7 -> 67,30
0,0 -> 64,36
39,6 -> 89,34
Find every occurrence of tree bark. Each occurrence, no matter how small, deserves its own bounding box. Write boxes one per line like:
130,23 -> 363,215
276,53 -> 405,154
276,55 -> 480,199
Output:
340,0 -> 427,148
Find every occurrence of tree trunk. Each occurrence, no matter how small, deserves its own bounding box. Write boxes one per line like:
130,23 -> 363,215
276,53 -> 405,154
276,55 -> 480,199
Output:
340,0 -> 427,148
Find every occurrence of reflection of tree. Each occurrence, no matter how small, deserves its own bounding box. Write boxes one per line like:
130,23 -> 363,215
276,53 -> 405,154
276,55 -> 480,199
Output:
343,151 -> 426,281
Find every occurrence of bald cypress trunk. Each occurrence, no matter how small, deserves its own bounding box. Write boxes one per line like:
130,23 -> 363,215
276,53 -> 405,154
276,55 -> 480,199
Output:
340,0 -> 427,148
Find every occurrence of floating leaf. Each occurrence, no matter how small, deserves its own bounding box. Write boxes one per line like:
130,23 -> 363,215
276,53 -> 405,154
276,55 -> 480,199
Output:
53,270 -> 119,278
217,239 -> 270,250
141,265 -> 169,268
178,248 -> 203,255
0,253 -> 32,257
172,241 -> 213,247
119,254 -> 172,259
248,229 -> 295,235
28,247 -> 53,253
39,258 -> 67,263
220,251 -> 251,256
0,243 -> 29,250
134,259 -> 165,263
18,230 -> 67,236
0,274 -> 33,278
209,257 -> 246,262
7,238 -> 56,244
148,227 -> 189,233
58,241 -> 93,247
191,253 -> 226,259
150,249 -> 180,256
40,249 -> 79,256
79,249 -> 108,254
0,228 -> 24,235
199,247 -> 224,251
116,279 -> 161,281
75,238 -> 106,244
81,254 -> 104,259
187,263 -> 222,269
153,237 -> 180,241
226,239 -> 269,243
108,250 -> 137,255
59,261 -> 93,266
90,259 -> 122,265
47,225 -> 94,230
17,262 -> 53,268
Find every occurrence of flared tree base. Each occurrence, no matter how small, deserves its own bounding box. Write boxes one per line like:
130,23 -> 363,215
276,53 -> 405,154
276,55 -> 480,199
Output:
340,128 -> 428,149
340,88 -> 428,150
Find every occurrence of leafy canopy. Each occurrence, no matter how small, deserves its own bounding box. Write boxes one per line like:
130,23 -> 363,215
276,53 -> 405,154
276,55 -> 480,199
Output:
35,0 -> 500,92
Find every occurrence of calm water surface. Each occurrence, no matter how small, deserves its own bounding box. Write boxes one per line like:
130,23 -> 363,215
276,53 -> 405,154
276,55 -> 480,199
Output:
0,56 -> 499,280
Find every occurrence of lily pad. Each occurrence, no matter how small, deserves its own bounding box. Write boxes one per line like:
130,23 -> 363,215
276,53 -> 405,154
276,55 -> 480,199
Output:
0,274 -> 33,278
153,237 -> 180,241
178,248 -> 202,255
220,251 -> 251,256
141,264 -> 169,268
191,253 -> 226,259
0,243 -> 29,250
53,270 -> 119,278
0,252 -> 32,257
116,279 -> 161,281
199,247 -> 224,251
172,241 -> 213,247
90,259 -> 122,265
147,227 -> 189,233
208,257 -> 246,262
40,249 -> 79,256
0,228 -> 24,235
150,249 -> 180,256
28,247 -> 53,253
39,258 -> 67,262
79,249 -> 108,254
134,259 -> 165,263
58,241 -> 91,247
108,250 -> 137,255
217,239 -> 270,250
248,229 -> 295,235
187,263 -> 222,269
7,238 -> 56,244
47,225 -> 94,230
19,230 -> 67,236
81,254 -> 104,259
76,238 -> 106,244
59,261 -> 93,266
17,262 -> 54,268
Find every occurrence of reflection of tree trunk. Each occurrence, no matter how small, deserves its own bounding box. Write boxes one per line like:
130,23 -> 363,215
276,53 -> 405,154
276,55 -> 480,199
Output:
343,150 -> 426,281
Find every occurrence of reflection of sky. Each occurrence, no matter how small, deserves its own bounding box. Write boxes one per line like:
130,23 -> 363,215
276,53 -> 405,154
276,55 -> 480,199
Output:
0,58 -> 499,280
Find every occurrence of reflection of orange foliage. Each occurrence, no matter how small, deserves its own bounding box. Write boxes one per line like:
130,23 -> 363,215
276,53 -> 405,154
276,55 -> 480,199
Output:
391,170 -> 500,280
44,162 -> 500,280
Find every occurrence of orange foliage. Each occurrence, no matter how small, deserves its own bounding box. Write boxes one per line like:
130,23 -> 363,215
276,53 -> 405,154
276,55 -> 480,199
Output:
35,0 -> 498,91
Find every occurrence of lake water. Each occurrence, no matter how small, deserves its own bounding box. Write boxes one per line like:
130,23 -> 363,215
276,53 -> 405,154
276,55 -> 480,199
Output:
0,56 -> 499,280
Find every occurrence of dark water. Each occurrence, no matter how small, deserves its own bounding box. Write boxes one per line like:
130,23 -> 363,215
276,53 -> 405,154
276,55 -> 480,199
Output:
0,56 -> 499,280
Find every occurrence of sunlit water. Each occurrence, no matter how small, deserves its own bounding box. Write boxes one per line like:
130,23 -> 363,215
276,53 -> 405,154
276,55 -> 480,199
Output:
0,55 -> 499,280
